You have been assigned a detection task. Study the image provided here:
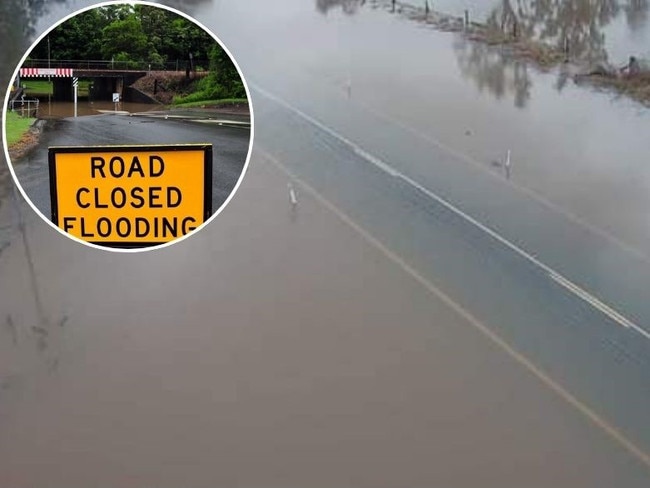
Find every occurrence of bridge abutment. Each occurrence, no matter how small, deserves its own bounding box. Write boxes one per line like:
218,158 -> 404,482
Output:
22,69 -> 149,103
52,78 -> 73,101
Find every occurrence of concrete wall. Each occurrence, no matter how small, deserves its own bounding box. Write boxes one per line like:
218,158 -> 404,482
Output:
124,86 -> 161,104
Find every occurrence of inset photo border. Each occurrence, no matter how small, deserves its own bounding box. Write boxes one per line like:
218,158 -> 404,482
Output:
3,0 -> 254,251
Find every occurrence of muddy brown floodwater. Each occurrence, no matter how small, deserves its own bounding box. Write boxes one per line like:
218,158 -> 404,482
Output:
32,101 -> 161,119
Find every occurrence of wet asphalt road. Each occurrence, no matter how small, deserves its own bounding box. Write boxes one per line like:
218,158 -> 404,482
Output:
12,113 -> 251,220
250,89 -> 650,462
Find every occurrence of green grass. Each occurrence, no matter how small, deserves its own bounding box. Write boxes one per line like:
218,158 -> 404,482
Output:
23,79 -> 52,96
78,81 -> 90,97
171,98 -> 248,108
23,79 -> 91,97
5,111 -> 35,145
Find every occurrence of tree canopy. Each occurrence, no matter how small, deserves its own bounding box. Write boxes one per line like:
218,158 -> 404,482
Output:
28,4 -> 219,70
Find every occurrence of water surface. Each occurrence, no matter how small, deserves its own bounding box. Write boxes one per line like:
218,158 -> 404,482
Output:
195,0 -> 650,256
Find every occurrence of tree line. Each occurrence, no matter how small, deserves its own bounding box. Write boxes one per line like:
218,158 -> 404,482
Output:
29,4 -> 218,70
27,4 -> 246,100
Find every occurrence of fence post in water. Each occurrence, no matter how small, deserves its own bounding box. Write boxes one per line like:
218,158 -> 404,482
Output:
392,0 -> 396,13
425,1 -> 429,16
464,10 -> 469,29
513,19 -> 518,39
563,36 -> 570,61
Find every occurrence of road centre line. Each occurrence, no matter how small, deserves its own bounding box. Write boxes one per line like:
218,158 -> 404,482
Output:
251,83 -> 650,342
257,147 -> 650,471
549,272 -> 650,339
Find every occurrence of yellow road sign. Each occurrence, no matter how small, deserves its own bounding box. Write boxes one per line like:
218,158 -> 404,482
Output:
49,144 -> 212,248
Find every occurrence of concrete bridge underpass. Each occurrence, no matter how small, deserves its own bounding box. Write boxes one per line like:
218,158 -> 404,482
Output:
18,67 -> 149,102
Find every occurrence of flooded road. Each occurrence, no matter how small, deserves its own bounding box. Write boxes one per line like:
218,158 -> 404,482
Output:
198,0 -> 650,256
2,149 -> 650,487
2,0 -> 650,486
31,100 -> 160,119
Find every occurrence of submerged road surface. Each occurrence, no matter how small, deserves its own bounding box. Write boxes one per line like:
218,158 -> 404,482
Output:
251,90 -> 650,460
0,153 -> 649,487
11,112 -> 251,219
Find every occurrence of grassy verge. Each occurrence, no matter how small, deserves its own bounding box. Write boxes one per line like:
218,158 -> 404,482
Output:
171,98 -> 248,108
23,79 -> 52,96
5,111 -> 35,146
23,79 -> 91,97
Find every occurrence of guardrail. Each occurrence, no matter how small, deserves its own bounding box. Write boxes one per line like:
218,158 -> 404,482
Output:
9,99 -> 40,117
22,59 -> 209,72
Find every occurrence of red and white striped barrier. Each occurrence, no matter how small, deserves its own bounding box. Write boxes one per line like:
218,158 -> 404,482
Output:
20,68 -> 74,77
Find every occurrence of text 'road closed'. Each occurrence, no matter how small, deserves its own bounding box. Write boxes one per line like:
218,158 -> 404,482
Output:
49,144 -> 212,247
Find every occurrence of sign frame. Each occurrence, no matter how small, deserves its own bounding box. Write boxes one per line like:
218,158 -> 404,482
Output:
48,143 -> 213,248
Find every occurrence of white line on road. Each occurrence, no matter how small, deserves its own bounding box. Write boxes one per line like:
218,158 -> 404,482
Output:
252,83 -> 650,341
304,70 -> 650,267
549,272 -> 650,339
257,147 -> 650,470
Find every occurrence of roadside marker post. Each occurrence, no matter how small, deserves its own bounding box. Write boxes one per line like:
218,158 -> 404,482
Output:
72,77 -> 78,117
288,182 -> 297,206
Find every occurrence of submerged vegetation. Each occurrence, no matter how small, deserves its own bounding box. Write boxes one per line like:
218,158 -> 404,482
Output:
318,0 -> 650,107
392,0 -> 650,106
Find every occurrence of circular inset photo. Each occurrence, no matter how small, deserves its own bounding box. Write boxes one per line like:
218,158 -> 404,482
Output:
3,0 -> 253,251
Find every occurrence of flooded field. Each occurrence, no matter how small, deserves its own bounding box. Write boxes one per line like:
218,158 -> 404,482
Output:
402,0 -> 650,63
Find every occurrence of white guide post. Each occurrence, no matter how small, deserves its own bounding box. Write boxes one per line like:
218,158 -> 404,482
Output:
72,76 -> 79,117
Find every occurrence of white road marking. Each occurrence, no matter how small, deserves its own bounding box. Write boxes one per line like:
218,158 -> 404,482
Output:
301,69 -> 650,266
258,147 -> 650,470
252,83 -> 650,341
192,119 -> 250,125
549,272 -> 650,339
